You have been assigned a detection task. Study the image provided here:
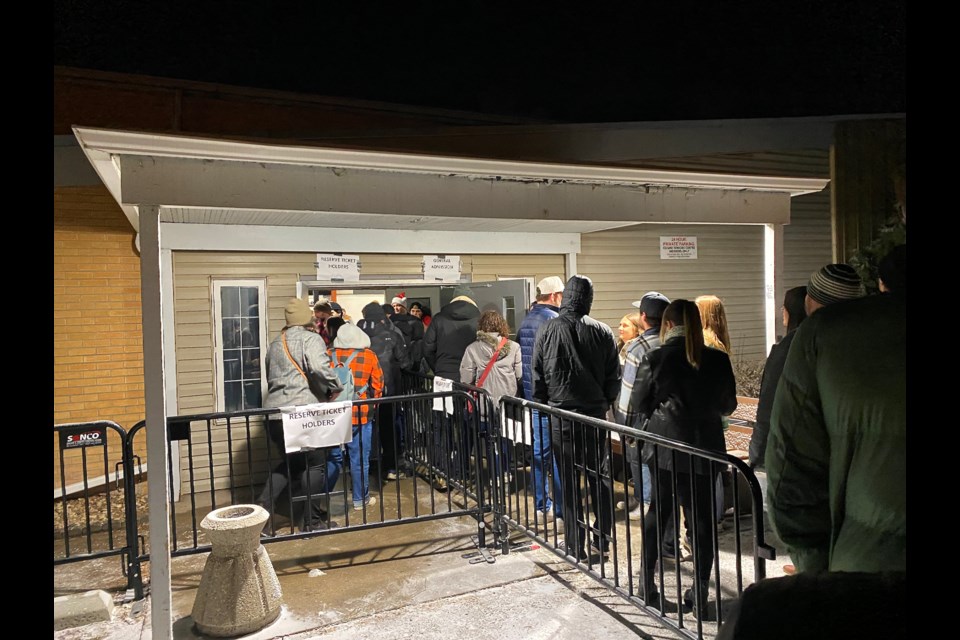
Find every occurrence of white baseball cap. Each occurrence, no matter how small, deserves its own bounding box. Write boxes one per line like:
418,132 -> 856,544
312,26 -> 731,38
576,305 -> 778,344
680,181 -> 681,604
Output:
536,276 -> 565,295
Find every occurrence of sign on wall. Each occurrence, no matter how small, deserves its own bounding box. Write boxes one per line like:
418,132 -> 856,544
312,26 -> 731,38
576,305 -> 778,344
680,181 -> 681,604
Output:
316,254 -> 361,281
660,236 -> 698,260
423,255 -> 462,282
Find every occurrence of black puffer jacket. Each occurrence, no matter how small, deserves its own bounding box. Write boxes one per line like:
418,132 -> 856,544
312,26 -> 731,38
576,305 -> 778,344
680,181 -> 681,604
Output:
531,275 -> 620,417
423,298 -> 480,379
391,312 -> 425,369
634,333 -> 737,473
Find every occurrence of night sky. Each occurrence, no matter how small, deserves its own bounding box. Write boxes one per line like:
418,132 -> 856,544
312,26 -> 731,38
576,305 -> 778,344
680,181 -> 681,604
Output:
53,1 -> 905,122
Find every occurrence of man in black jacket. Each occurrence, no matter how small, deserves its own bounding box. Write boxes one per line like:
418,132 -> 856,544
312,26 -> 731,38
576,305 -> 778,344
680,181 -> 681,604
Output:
421,286 -> 481,489
423,286 -> 480,379
532,275 -> 620,561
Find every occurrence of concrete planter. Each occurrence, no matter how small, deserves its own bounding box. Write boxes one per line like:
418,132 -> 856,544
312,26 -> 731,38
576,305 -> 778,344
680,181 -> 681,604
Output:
191,504 -> 282,637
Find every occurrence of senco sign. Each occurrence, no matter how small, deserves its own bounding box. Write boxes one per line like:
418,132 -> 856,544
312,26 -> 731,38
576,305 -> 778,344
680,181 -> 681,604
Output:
60,427 -> 106,449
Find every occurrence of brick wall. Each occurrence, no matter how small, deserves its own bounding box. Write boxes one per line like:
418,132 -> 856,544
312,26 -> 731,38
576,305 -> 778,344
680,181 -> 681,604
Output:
54,186 -> 145,490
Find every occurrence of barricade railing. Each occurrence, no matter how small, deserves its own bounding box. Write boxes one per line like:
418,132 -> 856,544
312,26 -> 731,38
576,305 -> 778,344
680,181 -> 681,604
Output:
497,396 -> 774,640
124,388 -> 495,563
53,420 -> 145,599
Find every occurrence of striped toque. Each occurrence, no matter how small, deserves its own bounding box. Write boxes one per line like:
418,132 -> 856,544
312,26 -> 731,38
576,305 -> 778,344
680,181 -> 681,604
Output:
807,263 -> 863,306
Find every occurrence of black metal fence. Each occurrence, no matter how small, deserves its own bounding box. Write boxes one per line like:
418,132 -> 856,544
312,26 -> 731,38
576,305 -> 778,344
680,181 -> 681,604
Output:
53,420 -> 145,599
497,395 -> 774,639
55,376 -> 772,639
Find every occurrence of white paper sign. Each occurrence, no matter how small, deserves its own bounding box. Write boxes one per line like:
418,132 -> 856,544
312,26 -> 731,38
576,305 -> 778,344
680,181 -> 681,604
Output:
659,236 -> 698,260
432,376 -> 455,415
501,411 -> 533,446
423,255 -> 462,282
316,254 -> 361,282
280,401 -> 353,453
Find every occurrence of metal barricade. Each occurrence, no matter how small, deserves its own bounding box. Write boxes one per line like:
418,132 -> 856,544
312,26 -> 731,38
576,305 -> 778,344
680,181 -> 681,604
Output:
497,396 -> 775,640
53,420 -> 145,599
125,388 -> 496,563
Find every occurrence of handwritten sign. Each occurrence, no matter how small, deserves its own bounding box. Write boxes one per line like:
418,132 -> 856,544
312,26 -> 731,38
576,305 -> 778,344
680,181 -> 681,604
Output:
316,254 -> 361,282
432,376 -> 455,414
501,412 -> 533,446
659,236 -> 698,260
280,401 -> 353,452
423,255 -> 461,282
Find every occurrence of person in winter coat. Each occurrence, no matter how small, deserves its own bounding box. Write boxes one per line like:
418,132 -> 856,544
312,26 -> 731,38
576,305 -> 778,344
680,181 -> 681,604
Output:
422,287 -> 480,490
517,275 -> 565,520
423,286 -> 480,379
389,293 -> 426,370
632,299 -> 737,612
460,311 -> 522,408
532,275 -> 620,561
257,298 -> 345,532
766,251 -> 905,575
360,301 -> 412,479
460,311 -> 522,486
329,323 -> 384,512
749,286 -> 807,470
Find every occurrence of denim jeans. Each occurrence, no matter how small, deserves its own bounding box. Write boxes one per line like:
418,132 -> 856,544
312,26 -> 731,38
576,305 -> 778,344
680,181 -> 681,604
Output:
531,410 -> 563,517
624,437 -> 652,504
346,422 -> 374,504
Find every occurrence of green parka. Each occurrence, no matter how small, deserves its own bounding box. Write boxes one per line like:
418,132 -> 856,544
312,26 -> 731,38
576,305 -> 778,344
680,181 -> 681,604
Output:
766,292 -> 906,573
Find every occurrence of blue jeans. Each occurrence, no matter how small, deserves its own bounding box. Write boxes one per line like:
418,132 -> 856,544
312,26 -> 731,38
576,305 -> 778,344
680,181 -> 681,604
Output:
346,422 -> 374,504
327,446 -> 343,493
624,437 -> 652,504
531,410 -> 563,517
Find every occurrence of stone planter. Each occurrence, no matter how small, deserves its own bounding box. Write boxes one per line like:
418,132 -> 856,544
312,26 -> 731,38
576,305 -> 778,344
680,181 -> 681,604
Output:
191,504 -> 282,637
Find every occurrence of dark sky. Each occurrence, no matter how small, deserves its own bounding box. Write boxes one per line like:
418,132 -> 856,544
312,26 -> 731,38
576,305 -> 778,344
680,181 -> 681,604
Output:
53,1 -> 905,123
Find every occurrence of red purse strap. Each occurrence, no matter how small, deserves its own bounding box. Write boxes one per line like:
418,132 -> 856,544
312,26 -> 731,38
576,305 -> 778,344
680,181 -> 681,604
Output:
476,337 -> 508,388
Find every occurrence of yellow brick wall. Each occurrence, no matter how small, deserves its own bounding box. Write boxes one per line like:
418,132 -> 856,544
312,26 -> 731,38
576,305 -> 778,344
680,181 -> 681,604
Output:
54,186 -> 146,490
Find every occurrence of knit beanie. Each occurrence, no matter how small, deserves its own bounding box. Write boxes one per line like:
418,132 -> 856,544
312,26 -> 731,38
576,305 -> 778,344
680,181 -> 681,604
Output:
284,298 -> 314,327
362,301 -> 387,322
807,264 -> 863,306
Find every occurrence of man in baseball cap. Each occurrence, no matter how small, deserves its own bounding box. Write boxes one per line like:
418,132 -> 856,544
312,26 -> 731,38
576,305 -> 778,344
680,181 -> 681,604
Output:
615,291 -> 671,522
516,275 -> 566,519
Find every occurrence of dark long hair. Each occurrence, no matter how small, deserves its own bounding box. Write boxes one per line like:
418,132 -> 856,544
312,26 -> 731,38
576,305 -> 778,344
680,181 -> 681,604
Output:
783,286 -> 807,333
661,299 -> 705,369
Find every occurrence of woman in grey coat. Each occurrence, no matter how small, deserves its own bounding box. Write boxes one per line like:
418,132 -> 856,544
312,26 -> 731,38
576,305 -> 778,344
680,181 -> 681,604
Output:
460,311 -> 522,486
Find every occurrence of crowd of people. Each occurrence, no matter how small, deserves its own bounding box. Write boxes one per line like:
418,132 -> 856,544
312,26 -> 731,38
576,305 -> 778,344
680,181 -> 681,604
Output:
254,246 -> 906,630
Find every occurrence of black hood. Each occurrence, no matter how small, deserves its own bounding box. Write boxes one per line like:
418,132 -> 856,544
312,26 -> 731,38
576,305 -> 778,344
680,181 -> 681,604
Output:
442,299 -> 480,321
560,275 -> 594,316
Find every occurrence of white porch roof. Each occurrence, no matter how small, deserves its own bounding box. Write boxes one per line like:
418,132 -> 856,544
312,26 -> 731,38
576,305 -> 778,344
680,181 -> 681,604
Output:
72,126 -> 828,239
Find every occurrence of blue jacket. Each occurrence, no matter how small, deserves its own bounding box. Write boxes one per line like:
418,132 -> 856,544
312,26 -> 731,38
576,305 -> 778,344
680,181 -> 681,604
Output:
517,303 -> 559,400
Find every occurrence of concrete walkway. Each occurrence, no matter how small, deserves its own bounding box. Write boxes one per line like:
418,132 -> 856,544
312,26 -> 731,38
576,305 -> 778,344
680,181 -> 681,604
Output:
55,508 -> 795,640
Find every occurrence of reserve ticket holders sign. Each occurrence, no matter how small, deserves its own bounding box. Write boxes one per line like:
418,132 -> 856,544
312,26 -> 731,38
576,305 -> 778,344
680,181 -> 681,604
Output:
280,401 -> 353,453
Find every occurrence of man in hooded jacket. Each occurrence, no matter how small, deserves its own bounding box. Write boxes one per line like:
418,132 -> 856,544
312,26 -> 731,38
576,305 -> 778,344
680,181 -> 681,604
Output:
423,285 -> 481,379
532,275 -> 620,560
422,287 -> 481,489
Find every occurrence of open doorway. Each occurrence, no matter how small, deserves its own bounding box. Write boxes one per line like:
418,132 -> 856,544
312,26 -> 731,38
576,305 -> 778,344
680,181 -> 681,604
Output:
305,279 -> 529,337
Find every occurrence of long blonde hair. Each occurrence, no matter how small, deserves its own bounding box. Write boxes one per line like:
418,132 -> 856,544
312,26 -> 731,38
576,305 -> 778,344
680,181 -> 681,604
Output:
661,300 -> 704,369
695,295 -> 732,354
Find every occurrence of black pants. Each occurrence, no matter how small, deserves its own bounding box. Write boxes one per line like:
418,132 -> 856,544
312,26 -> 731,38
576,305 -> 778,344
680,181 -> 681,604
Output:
552,418 -> 614,556
258,419 -> 329,528
377,401 -> 399,473
642,468 -> 716,589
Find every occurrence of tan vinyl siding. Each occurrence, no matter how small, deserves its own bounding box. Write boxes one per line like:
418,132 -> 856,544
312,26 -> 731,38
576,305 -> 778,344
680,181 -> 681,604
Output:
470,254 -> 566,285
172,250 -> 560,493
579,224 -> 767,362
783,188 -> 833,287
